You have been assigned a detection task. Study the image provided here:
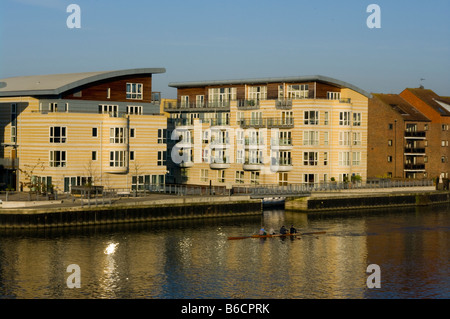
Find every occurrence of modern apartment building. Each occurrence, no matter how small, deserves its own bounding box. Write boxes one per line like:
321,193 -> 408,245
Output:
0,68 -> 168,192
368,88 -> 450,180
165,75 -> 370,187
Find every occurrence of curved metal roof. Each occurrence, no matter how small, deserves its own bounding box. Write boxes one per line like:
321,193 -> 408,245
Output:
169,75 -> 372,98
0,68 -> 166,97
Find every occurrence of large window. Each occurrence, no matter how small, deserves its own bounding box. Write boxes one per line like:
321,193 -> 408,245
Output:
99,104 -> 119,117
110,127 -> 127,144
303,152 -> 318,166
304,111 -> 319,125
50,127 -> 67,143
209,88 -> 236,107
158,151 -> 167,166
287,84 -> 308,99
50,151 -> 66,167
110,151 -> 126,167
248,86 -> 267,102
304,131 -> 319,146
339,131 -> 351,146
339,152 -> 351,166
126,83 -> 143,100
339,111 -> 351,126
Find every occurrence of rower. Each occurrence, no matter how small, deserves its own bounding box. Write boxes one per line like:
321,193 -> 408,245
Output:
290,225 -> 297,234
280,225 -> 288,235
259,226 -> 267,236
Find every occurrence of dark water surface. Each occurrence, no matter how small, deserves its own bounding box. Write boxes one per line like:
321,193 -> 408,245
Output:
0,204 -> 448,299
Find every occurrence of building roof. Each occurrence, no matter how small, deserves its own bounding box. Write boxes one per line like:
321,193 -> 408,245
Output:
373,93 -> 430,122
0,68 -> 166,97
404,88 -> 450,117
169,75 -> 372,98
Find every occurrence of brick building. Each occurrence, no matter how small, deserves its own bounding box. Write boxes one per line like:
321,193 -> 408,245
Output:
368,88 -> 450,180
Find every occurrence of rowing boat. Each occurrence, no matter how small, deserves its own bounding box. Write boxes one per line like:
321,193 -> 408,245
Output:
227,231 -> 326,240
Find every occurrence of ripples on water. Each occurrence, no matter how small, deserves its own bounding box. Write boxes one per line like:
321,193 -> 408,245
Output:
0,205 -> 448,299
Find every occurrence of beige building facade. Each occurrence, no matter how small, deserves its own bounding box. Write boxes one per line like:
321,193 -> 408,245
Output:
0,68 -> 168,193
165,76 -> 370,187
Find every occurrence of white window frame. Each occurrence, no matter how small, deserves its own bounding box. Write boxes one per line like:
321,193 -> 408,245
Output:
304,110 -> 319,125
50,150 -> 67,167
126,83 -> 143,100
339,111 -> 351,126
110,127 -> 127,144
50,126 -> 67,143
110,151 -> 126,167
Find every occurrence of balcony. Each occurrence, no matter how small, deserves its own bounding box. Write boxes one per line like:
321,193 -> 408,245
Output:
404,148 -> 426,155
404,164 -> 426,171
237,100 -> 260,110
210,157 -> 231,170
275,99 -> 293,110
239,118 -> 294,129
271,158 -> 293,172
405,131 -> 426,139
164,101 -> 230,112
270,138 -> 293,150
243,160 -> 263,171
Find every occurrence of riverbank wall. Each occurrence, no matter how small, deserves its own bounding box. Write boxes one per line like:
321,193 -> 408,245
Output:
0,196 -> 262,229
285,188 -> 450,212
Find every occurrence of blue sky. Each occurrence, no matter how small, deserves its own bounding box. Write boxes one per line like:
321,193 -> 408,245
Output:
0,0 -> 449,98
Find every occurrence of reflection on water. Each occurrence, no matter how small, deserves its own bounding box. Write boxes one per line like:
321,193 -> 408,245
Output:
0,205 -> 448,299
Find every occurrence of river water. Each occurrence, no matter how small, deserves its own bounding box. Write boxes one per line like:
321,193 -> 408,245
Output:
0,204 -> 448,299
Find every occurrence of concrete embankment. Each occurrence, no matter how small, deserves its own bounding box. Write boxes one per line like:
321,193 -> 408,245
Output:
0,195 -> 262,229
285,187 -> 450,212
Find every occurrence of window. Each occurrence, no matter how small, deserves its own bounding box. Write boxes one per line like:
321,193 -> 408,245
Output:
304,131 -> 319,146
209,88 -> 236,106
49,103 -> 58,112
110,127 -> 127,144
158,151 -> 167,166
339,152 -> 350,166
353,113 -> 362,126
201,169 -> 209,182
324,112 -> 329,125
129,151 -> 135,161
92,127 -> 98,137
339,112 -> 351,126
327,92 -> 341,100
281,111 -> 293,125
107,88 -> 111,99
303,152 -> 318,166
388,123 -> 394,130
196,95 -> 205,107
92,151 -> 97,161
287,84 -> 308,99
442,140 -> 449,147
127,106 -> 143,115
217,170 -> 225,183
126,83 -> 143,100
158,129 -> 167,144
110,151 -> 126,167
132,175 -> 147,191
387,156 -> 393,163
11,103 -> 17,143
50,127 -> 67,143
250,171 -> 260,185
388,139 -> 393,146
181,96 -> 189,108
248,86 -> 267,101
202,149 -> 210,163
352,152 -> 361,166
441,156 -> 447,163
130,128 -> 135,138
324,152 -> 328,166
339,131 -> 351,146
324,132 -> 329,146
278,172 -> 288,186
235,171 -> 244,184
304,111 -> 319,125
50,151 -> 66,167
99,104 -> 119,117
236,149 -> 244,164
